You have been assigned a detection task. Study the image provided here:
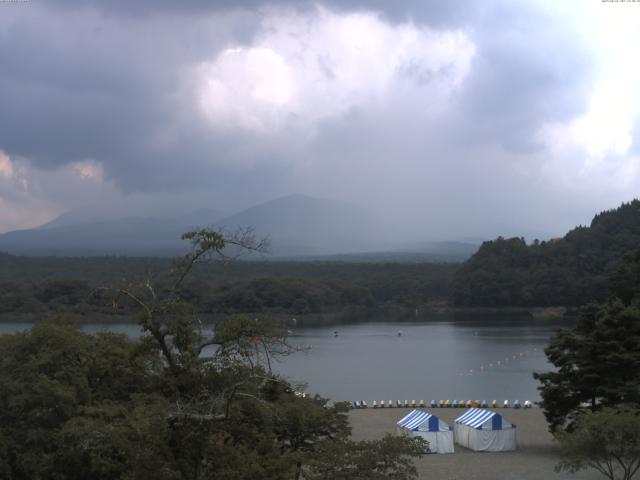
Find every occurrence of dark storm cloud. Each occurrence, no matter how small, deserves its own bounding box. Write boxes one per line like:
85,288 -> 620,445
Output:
1,0 -> 588,178
1,0 -> 631,238
0,4 -> 259,189
0,2 -> 313,195
48,0 -> 472,23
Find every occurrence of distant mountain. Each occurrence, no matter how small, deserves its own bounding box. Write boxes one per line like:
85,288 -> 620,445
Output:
0,210 -> 226,256
452,200 -> 640,307
0,195 -> 378,257
214,194 -> 377,256
37,208 -> 224,231
0,193 -> 480,259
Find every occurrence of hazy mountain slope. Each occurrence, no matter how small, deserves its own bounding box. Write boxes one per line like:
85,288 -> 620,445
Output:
38,208 -> 224,230
0,195 -> 375,256
215,194 -> 376,256
0,193 -> 478,259
0,211 -> 225,256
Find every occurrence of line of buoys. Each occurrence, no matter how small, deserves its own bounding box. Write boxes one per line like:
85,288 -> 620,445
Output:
353,399 -> 535,409
457,346 -> 544,377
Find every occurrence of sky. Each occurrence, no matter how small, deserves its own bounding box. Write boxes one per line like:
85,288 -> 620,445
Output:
1,0 -> 639,240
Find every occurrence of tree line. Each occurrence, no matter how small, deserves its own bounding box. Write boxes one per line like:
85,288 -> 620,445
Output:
0,256 -> 456,325
453,200 -> 640,307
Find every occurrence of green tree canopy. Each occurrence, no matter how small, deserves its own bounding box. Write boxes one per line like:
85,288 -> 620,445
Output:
555,405 -> 640,480
535,252 -> 640,432
0,228 -> 426,479
453,200 -> 640,307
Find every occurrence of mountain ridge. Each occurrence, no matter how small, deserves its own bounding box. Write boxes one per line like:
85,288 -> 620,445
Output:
0,193 -> 480,260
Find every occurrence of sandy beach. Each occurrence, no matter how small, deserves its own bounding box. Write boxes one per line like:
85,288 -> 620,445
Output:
349,408 -> 601,480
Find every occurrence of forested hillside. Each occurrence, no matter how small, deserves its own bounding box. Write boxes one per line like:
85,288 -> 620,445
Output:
452,200 -> 640,307
0,255 -> 456,324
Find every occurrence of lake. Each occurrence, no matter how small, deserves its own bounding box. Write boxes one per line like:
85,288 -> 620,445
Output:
0,316 -> 571,403
275,317 -> 570,402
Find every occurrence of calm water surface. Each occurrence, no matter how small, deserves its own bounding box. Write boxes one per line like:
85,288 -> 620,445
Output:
275,317 -> 572,402
0,316 -> 571,402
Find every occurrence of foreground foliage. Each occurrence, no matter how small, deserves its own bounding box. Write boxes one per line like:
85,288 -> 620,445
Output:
534,299 -> 640,431
534,253 -> 640,432
0,229 -> 425,479
536,249 -> 640,478
555,405 -> 640,480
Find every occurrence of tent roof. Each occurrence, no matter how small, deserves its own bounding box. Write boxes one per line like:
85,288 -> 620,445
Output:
397,409 -> 449,432
455,408 -> 513,429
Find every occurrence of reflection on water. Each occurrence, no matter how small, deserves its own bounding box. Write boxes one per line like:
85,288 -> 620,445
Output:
0,316 -> 573,402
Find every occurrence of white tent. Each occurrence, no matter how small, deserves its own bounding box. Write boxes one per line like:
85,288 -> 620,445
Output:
454,408 -> 516,452
396,409 -> 454,454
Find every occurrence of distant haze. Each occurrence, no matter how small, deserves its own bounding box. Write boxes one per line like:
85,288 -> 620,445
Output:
0,194 -> 479,259
1,1 -> 639,242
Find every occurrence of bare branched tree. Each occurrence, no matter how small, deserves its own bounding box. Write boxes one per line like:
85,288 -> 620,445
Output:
90,227 -> 301,424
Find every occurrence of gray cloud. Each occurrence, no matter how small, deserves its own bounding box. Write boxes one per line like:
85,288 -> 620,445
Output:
0,0 -> 636,239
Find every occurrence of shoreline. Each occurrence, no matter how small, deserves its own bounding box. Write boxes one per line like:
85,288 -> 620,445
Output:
0,305 -> 578,325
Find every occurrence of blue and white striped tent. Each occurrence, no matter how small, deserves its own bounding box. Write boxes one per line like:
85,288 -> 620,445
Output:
454,408 -> 516,452
396,410 -> 454,454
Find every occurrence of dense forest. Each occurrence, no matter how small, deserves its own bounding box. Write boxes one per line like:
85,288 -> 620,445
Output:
0,254 -> 456,325
452,200 -> 640,307
3,199 -> 640,319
